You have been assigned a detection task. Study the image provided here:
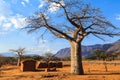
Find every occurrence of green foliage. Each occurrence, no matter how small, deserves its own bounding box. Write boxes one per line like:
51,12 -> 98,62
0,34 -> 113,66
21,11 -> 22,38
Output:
42,52 -> 54,61
85,55 -> 97,60
0,57 -> 17,66
19,54 -> 61,62
93,49 -> 106,60
43,52 -> 53,58
59,57 -> 71,61
32,55 -> 44,60
22,55 -> 44,61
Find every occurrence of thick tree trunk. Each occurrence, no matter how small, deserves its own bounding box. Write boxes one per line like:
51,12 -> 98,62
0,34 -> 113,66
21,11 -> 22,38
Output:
70,41 -> 84,75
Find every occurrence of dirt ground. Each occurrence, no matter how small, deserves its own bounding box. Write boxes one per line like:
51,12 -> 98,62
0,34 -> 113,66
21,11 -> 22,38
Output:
0,61 -> 120,80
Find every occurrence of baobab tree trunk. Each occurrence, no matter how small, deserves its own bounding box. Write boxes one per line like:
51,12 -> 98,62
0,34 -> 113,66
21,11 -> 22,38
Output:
70,41 -> 84,75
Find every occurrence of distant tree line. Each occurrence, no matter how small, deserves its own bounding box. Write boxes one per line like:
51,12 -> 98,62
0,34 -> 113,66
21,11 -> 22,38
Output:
85,49 -> 120,60
0,56 -> 17,67
1,48 -> 120,67
0,51 -> 65,67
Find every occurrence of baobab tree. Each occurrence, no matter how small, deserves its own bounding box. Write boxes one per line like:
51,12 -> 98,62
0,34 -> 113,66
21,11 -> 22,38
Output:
10,48 -> 25,66
24,0 -> 120,75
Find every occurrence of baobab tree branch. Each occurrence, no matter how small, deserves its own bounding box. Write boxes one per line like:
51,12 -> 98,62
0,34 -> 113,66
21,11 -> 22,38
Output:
39,29 -> 48,40
52,1 -> 80,28
41,13 -> 74,41
93,17 -> 116,28
27,26 -> 43,33
85,23 -> 98,30
88,31 -> 120,37
93,34 -> 106,41
76,32 -> 88,42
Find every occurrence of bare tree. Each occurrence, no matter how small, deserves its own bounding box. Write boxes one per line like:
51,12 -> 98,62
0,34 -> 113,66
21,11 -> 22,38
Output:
0,54 -> 3,68
10,48 -> 25,66
24,0 -> 120,75
43,52 -> 54,62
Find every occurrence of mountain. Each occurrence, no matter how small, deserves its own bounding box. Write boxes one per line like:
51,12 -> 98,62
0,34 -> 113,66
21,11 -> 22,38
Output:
0,52 -> 16,57
54,39 -> 120,58
23,54 -> 40,57
54,48 -> 70,58
107,39 -> 120,53
0,53 -> 39,57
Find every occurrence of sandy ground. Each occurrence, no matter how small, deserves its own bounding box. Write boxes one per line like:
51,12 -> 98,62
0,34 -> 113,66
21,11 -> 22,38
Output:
0,61 -> 120,80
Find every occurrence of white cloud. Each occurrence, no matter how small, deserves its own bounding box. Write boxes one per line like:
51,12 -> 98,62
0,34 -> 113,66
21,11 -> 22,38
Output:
48,0 -> 64,12
116,15 -> 120,20
49,2 -> 60,12
38,0 -> 65,12
38,0 -> 46,8
0,16 -> 6,23
39,39 -> 47,44
10,14 -> 27,28
0,16 -> 5,20
0,31 -> 7,35
45,49 -> 52,53
0,0 -> 27,34
21,0 -> 29,6
24,0 -> 29,3
0,0 -> 12,32
0,14 -> 27,30
26,39 -> 56,55
0,0 -> 13,16
28,45 -> 47,54
21,1 -> 25,6
2,23 -> 12,31
28,45 -> 55,55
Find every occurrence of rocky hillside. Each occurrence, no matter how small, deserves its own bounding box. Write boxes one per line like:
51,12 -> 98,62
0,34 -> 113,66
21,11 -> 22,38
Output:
106,39 -> 120,53
54,39 -> 120,58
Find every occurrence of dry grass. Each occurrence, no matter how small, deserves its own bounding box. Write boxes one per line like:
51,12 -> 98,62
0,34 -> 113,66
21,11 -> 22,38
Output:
0,61 -> 120,80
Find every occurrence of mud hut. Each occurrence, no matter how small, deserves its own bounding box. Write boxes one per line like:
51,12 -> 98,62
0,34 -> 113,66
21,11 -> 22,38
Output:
20,59 -> 36,71
56,62 -> 63,68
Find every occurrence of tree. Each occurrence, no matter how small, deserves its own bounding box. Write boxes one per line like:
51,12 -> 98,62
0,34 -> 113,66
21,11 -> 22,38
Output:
93,49 -> 107,60
10,47 -> 25,66
114,51 -> 120,60
0,54 -> 3,57
85,54 -> 97,60
111,54 -> 117,60
0,55 -> 3,67
24,0 -> 120,75
93,49 -> 101,60
32,55 -> 44,61
43,52 -> 54,62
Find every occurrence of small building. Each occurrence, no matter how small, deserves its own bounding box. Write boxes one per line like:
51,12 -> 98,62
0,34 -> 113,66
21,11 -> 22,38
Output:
37,61 -> 48,68
56,62 -> 63,68
48,61 -> 63,68
20,59 -> 36,71
48,62 -> 56,68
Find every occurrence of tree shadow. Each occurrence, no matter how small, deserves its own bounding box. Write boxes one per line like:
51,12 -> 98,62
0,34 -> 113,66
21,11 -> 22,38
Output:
85,71 -> 120,75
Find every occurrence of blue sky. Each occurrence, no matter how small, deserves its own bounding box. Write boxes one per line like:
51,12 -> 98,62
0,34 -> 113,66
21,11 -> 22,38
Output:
0,0 -> 120,55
